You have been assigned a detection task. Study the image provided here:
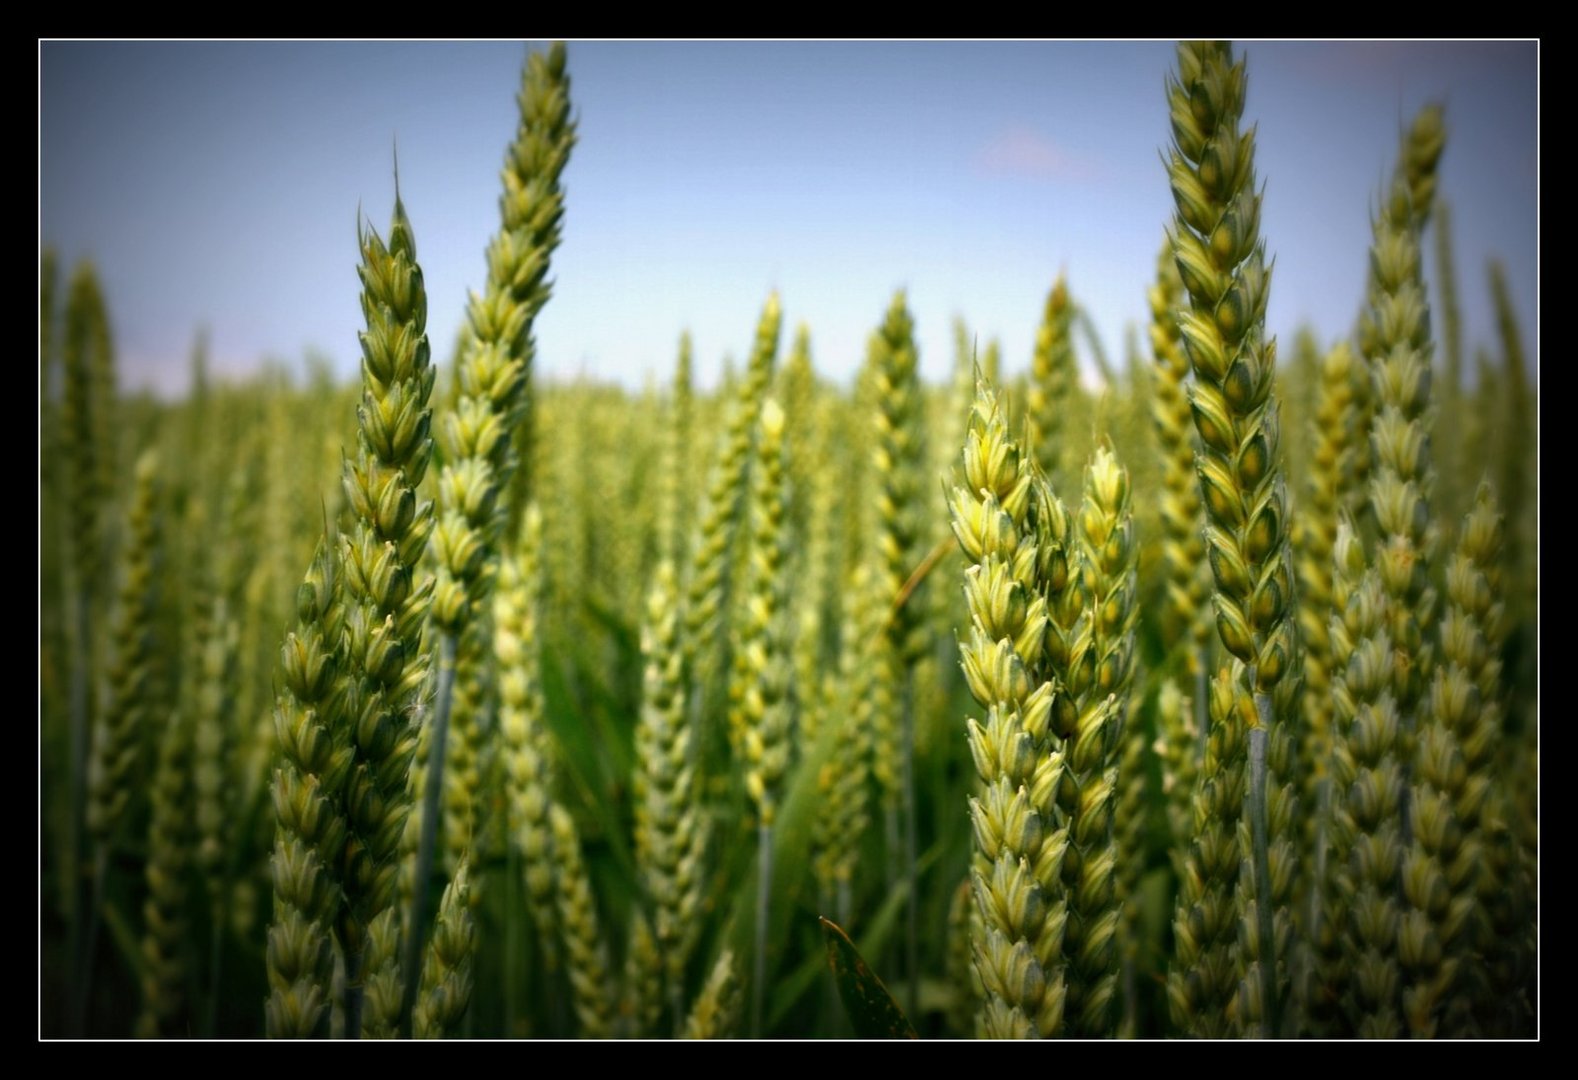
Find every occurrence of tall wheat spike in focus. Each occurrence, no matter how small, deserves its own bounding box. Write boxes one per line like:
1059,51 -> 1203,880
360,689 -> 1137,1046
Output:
337,194 -> 438,1036
949,376 -> 1070,1038
501,41 -> 577,535
411,43 -> 576,1014
1163,40 -> 1298,1037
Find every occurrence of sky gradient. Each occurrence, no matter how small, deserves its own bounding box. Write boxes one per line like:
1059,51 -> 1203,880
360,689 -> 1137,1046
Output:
40,41 -> 1538,396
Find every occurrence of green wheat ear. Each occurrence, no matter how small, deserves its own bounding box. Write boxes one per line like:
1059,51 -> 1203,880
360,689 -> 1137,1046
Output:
734,397 -> 793,826
1166,41 -> 1295,696
812,562 -> 878,918
135,709 -> 193,1038
867,294 -> 927,981
501,40 -> 577,535
1166,663 -> 1252,1038
407,42 -> 577,1016
1148,239 -> 1210,658
413,860 -> 475,1038
1062,442 -> 1137,1037
1325,520 -> 1404,1037
337,196 -> 436,1013
1297,342 -> 1362,828
359,908 -> 405,1039
662,333 -> 694,566
1028,274 -> 1076,483
685,293 -> 782,696
62,264 -> 114,961
1402,103 -> 1446,231
266,537 -> 353,1039
62,262 -> 116,600
1164,41 -> 1298,1036
1401,484 -> 1505,1038
494,503 -> 561,974
86,451 -> 163,848
1360,172 -> 1439,724
432,38 -> 576,635
732,395 -> 793,1037
631,557 -> 707,1033
950,374 -> 1069,1039
684,950 -> 744,1039
551,803 -> 615,1038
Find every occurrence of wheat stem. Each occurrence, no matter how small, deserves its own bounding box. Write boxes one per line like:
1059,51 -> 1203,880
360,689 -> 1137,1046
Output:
401,631 -> 457,1031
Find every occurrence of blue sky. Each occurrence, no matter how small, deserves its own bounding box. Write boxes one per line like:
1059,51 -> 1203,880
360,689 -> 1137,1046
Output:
39,41 -> 1537,396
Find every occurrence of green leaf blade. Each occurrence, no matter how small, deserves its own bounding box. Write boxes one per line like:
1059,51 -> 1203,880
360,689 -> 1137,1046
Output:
820,916 -> 917,1039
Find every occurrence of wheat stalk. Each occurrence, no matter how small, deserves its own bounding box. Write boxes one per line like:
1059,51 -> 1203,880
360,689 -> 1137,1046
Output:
1028,275 -> 1075,483
631,558 -> 708,1034
1401,103 -> 1445,231
1325,522 -> 1404,1037
949,376 -> 1069,1038
1166,662 -> 1250,1036
811,563 -> 879,922
87,451 -> 163,846
413,43 -> 576,1009
494,503 -> 561,976
1148,241 -> 1211,662
412,860 -> 475,1038
265,539 -> 352,1038
134,709 -> 193,1038
75,449 -> 165,1035
1060,444 -> 1137,1036
683,950 -> 743,1039
686,294 -> 782,706
663,333 -> 694,567
333,195 -> 438,1036
500,42 -> 576,534
1360,177 -> 1439,733
62,265 -> 112,1027
1164,41 -> 1298,1035
550,804 -> 614,1038
868,291 -> 927,1009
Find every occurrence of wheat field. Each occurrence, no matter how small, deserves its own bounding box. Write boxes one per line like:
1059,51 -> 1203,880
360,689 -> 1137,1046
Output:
38,40 -> 1537,1039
